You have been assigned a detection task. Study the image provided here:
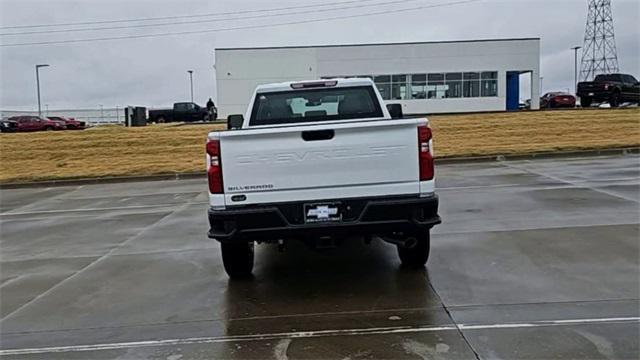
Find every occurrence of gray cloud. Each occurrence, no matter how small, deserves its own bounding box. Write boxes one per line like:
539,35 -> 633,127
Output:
1,0 -> 638,110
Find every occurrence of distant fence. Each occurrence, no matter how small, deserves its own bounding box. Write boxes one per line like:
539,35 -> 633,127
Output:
1,108 -> 125,125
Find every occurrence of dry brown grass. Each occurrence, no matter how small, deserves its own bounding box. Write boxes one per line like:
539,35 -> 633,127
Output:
430,108 -> 640,157
1,108 -> 638,183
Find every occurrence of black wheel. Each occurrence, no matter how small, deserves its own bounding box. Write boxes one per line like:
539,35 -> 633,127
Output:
581,97 -> 592,108
221,242 -> 254,278
157,116 -> 166,123
609,91 -> 620,107
44,126 -> 54,131
397,232 -> 431,268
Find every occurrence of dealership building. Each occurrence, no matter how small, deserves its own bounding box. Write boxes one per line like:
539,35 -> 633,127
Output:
214,38 -> 540,118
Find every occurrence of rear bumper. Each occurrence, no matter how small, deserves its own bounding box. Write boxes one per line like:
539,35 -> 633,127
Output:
577,89 -> 609,100
553,101 -> 576,107
208,194 -> 441,243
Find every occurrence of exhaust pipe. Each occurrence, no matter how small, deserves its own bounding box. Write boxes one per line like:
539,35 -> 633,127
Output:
378,235 -> 418,249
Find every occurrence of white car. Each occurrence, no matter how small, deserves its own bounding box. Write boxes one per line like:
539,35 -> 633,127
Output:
206,78 -> 441,278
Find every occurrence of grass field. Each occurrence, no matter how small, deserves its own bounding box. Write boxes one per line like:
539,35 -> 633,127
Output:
1,108 -> 638,183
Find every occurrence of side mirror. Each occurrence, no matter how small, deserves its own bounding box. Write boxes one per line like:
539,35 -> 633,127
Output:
386,104 -> 403,119
227,114 -> 244,130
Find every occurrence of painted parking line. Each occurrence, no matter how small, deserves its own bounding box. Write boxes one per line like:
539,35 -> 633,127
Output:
0,202 -> 208,216
1,317 -> 638,356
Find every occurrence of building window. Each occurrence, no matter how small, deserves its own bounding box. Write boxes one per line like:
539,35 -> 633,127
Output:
411,74 -> 426,99
427,73 -> 447,99
445,72 -> 463,98
463,72 -> 480,97
374,75 -> 391,100
481,71 -> 498,97
322,71 -> 497,100
391,75 -> 408,100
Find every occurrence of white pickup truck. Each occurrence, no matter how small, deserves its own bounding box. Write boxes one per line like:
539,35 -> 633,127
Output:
206,78 -> 440,278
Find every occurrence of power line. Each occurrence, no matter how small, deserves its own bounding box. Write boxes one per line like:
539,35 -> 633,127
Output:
0,0 -> 385,29
0,0 -> 424,36
0,0 -> 481,47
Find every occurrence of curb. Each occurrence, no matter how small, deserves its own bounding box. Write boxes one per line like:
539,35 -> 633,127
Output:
434,147 -> 639,164
1,147 -> 637,189
0,172 -> 206,189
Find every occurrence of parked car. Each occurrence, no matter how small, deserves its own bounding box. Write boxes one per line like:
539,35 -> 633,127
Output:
7,116 -> 66,131
0,118 -> 18,132
47,116 -> 86,130
540,92 -> 576,109
148,102 -> 212,123
206,78 -> 441,278
577,73 -> 640,108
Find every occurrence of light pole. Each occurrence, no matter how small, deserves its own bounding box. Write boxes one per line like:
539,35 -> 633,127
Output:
100,104 -> 104,123
35,64 -> 50,118
187,70 -> 194,103
571,46 -> 582,95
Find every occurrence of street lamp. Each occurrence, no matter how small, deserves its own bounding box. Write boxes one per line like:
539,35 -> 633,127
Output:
187,70 -> 194,103
571,46 -> 582,95
35,64 -> 50,118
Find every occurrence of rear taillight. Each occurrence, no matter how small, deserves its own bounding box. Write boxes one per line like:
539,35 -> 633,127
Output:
418,125 -> 434,181
206,139 -> 223,193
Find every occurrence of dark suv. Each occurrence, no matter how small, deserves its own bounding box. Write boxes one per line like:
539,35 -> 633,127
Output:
577,73 -> 640,107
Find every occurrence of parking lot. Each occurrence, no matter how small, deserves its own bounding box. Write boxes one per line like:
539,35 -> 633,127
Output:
0,154 -> 638,359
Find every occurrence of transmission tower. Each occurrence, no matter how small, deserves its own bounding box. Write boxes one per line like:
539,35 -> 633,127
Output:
579,0 -> 619,81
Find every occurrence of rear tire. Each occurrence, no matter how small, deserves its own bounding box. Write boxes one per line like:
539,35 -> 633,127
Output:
397,232 -> 431,268
44,126 -> 54,131
221,242 -> 254,278
581,97 -> 592,108
157,116 -> 166,123
609,91 -> 620,108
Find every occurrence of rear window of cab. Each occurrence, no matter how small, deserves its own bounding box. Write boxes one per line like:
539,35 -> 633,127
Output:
249,86 -> 383,126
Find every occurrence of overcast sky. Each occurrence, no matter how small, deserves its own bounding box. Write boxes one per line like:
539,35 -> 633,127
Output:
1,0 -> 638,110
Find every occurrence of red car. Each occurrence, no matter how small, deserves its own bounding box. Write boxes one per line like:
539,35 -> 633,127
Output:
540,92 -> 577,108
7,116 -> 66,131
48,116 -> 86,130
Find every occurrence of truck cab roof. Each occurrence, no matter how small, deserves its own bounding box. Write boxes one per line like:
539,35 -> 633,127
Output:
255,78 -> 374,93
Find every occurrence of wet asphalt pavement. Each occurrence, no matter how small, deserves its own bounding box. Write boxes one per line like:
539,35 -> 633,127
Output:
0,154 -> 638,359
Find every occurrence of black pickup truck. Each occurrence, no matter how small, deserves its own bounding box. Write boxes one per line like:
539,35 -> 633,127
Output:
148,102 -> 216,123
577,73 -> 640,108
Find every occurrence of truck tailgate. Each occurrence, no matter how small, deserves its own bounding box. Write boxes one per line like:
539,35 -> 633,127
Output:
218,119 -> 424,206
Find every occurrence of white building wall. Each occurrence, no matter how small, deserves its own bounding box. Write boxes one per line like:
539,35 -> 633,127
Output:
216,48 -> 319,116
215,38 -> 540,118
